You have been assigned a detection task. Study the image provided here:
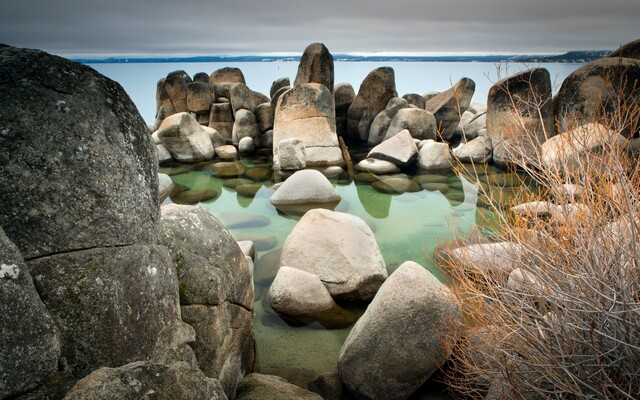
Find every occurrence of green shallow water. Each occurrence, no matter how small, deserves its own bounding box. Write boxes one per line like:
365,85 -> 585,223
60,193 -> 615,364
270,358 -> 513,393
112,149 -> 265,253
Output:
159,153 -> 522,393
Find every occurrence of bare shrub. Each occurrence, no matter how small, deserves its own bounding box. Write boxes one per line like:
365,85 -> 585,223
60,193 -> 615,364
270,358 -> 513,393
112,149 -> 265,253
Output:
441,70 -> 640,399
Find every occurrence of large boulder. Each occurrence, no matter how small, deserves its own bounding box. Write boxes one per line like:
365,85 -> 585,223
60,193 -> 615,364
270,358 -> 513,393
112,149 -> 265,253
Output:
273,83 -> 344,167
187,81 -> 215,113
232,109 -> 260,145
0,44 -> 159,260
347,67 -> 398,142
28,244 -> 191,378
486,68 -> 555,167
554,57 -> 640,137
367,97 -> 410,146
159,204 -> 254,397
229,83 -> 270,115
294,42 -> 334,92
64,361 -> 227,400
367,129 -> 419,168
1,228 -> 61,398
384,107 -> 437,141
164,70 -> 190,113
255,102 -> 274,133
417,139 -> 453,171
334,83 -> 356,137
270,77 -> 290,98
236,373 -> 322,400
608,38 -> 640,60
280,209 -> 387,301
269,169 -> 341,213
277,137 -> 307,170
157,112 -> 215,162
425,77 -> 475,140
452,136 -> 493,163
439,241 -> 525,277
209,67 -> 246,99
209,102 -> 235,141
338,261 -> 462,400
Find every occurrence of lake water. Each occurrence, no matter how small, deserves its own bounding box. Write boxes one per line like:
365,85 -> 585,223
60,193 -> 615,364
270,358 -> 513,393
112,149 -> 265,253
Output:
91,60 -> 577,396
87,61 -> 582,125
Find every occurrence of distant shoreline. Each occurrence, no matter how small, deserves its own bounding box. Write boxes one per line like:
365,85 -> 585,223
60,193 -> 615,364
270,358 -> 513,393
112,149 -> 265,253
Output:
76,50 -> 611,65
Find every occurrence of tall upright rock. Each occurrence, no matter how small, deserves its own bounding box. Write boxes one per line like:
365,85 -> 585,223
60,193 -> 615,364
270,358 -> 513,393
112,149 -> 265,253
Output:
425,77 -> 475,140
294,42 -> 335,92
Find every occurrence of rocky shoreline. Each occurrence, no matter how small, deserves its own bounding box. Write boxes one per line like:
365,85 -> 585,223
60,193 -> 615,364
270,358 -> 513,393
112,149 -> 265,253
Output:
1,38 -> 640,400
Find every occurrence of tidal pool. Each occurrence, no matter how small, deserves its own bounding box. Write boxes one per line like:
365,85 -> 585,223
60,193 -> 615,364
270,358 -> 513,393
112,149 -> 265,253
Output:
159,149 -> 530,394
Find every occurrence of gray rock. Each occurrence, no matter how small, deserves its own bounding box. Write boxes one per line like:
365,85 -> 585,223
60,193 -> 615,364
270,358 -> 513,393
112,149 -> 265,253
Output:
465,111 -> 487,139
367,97 -> 410,146
334,83 -> 356,137
554,57 -> 640,137
232,109 -> 260,145
486,68 -> 555,166
270,77 -> 291,98
368,129 -> 418,167
338,261 -> 462,400
269,169 -> 341,213
440,241 -> 525,277
209,102 -> 234,141
452,136 -> 493,163
28,244 -> 190,378
229,83 -> 269,115
236,373 -> 322,400
203,126 -> 226,148
426,77 -> 475,140
267,267 -> 356,329
157,143 -> 173,163
193,72 -> 210,83
417,139 -> 453,171
209,67 -> 246,99
237,241 -> 256,261
158,173 -> 175,203
273,83 -> 344,167
64,360 -> 227,400
255,102 -> 274,133
294,42 -> 334,92
1,228 -> 61,397
384,107 -> 437,141
270,86 -> 290,111
347,67 -> 398,142
423,91 -> 440,102
187,81 -> 215,113
402,93 -> 426,109
164,70 -> 190,113
0,45 -> 159,260
215,144 -> 238,160
158,112 -> 215,162
609,38 -> 640,60
261,129 -> 274,149
354,158 -> 400,174
277,138 -> 307,170
281,208 -> 387,301
238,136 -> 256,153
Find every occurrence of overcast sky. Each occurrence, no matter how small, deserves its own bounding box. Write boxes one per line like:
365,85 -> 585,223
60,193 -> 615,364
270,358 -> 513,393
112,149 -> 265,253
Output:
0,0 -> 638,57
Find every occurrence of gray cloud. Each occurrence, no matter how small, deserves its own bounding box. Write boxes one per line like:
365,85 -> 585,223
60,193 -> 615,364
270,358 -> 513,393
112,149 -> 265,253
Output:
0,0 -> 638,56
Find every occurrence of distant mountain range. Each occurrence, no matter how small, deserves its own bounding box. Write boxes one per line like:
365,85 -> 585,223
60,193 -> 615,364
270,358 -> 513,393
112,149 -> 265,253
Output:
74,50 -> 612,64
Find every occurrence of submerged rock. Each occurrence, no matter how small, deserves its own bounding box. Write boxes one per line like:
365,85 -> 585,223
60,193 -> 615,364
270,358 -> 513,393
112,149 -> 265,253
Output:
280,209 -> 387,301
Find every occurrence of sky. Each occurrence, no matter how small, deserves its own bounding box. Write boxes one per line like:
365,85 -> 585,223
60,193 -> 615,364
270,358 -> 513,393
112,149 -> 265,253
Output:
0,0 -> 638,58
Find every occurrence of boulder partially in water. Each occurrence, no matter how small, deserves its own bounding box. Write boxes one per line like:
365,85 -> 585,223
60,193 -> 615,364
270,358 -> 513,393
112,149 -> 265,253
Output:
0,44 -> 159,259
368,129 -> 418,168
280,209 -> 387,301
337,261 -> 462,400
334,83 -> 356,137
453,135 -> 493,164
269,169 -> 341,214
157,112 -> 215,162
0,228 -> 61,398
426,77 -> 475,140
417,139 -> 453,171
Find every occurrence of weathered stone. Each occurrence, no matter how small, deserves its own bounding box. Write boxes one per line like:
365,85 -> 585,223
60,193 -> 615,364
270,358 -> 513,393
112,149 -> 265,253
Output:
212,161 -> 246,177
236,183 -> 261,198
261,129 -> 274,149
254,249 -> 282,286
354,158 -> 401,174
372,175 -> 421,194
452,136 -> 493,163
281,208 -> 387,301
215,144 -> 238,160
255,102 -> 274,133
238,137 -> 256,153
164,70 -> 190,113
270,77 -> 291,98
608,38 -> 640,60
159,204 -> 253,308
368,129 -> 418,167
158,173 -> 175,203
232,109 -> 260,145
230,82 -> 270,114
347,67 -> 398,142
334,83 -> 356,137
244,166 -> 271,182
209,67 -> 246,99
277,138 -> 307,170
193,72 -> 210,83
426,77 -> 475,140
171,188 -> 218,205
267,267 -> 356,329
203,126 -> 225,148
273,83 -> 344,167
157,112 -> 215,162
554,57 -> 640,137
465,112 -> 487,139
233,233 -> 277,252
402,93 -> 426,109
384,107 -> 437,140
219,212 -> 270,229
187,81 -> 215,113
29,245 -> 190,378
237,241 -> 256,261
270,86 -> 290,111
236,373 -> 322,400
0,228 -> 61,397
440,241 -> 525,276
367,97 -> 410,146
209,102 -> 234,141
486,68 -> 555,166
270,169 -> 340,213
338,261 -> 462,400
294,42 -> 334,92
0,45 -> 159,259
157,143 -> 173,163
64,360 -> 227,400
417,139 -> 453,171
